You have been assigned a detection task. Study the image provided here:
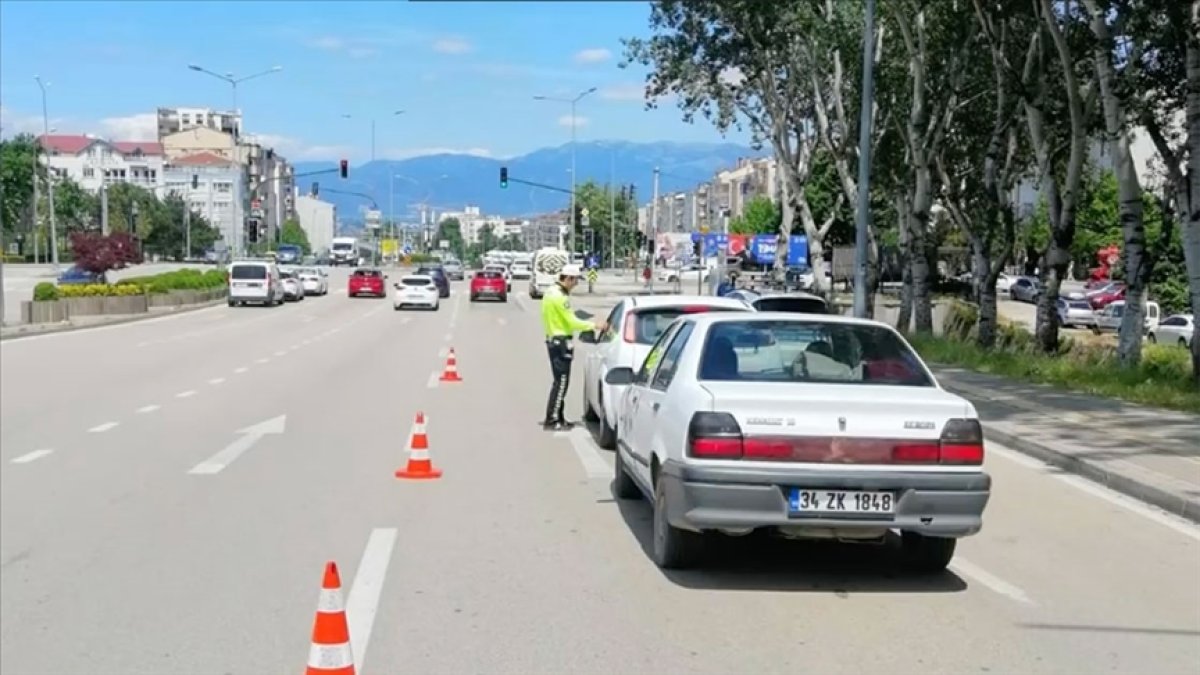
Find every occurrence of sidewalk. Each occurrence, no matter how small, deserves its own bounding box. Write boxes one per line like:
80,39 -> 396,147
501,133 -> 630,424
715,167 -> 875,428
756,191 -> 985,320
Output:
0,299 -> 224,341
933,367 -> 1200,523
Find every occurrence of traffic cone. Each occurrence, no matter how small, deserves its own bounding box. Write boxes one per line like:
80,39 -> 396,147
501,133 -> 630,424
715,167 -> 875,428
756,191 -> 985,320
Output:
439,348 -> 463,382
395,412 -> 442,479
305,561 -> 355,675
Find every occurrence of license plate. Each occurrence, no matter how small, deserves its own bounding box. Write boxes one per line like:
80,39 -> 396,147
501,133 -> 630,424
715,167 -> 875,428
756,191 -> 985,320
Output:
788,489 -> 896,515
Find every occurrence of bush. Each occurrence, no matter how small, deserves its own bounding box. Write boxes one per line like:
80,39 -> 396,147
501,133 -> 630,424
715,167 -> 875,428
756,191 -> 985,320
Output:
32,282 -> 60,301
57,283 -> 144,298
908,305 -> 1200,413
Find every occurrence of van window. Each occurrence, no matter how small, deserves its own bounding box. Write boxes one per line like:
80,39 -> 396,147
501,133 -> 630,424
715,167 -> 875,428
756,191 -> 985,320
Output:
230,265 -> 267,280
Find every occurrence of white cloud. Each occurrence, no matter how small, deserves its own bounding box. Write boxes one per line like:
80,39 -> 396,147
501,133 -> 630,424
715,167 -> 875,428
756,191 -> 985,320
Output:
308,36 -> 344,51
304,34 -> 380,59
599,83 -> 645,102
0,104 -> 48,136
384,147 -> 492,159
558,115 -> 588,128
432,37 -> 472,55
98,113 -> 157,141
574,48 -> 612,64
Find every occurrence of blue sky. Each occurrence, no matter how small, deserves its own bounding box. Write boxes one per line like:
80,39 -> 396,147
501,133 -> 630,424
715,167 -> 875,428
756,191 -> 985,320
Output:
0,0 -> 749,162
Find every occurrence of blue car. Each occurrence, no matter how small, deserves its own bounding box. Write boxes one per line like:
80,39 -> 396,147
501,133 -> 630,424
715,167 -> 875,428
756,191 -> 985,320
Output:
416,265 -> 450,298
57,266 -> 105,285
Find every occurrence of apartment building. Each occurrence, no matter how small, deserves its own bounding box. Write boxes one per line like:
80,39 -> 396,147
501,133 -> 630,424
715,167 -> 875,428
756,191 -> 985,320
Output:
293,193 -> 337,255
162,152 -> 244,250
37,134 -> 165,193
157,107 -> 241,141
522,215 -> 566,251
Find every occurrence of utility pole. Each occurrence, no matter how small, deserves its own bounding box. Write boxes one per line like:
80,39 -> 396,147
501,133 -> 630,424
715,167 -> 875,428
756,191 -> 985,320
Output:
609,153 -> 616,269
35,76 -> 59,273
0,171 -> 7,326
184,206 -> 192,260
101,185 -> 109,235
852,0 -> 878,318
31,147 -> 40,264
649,167 -> 660,293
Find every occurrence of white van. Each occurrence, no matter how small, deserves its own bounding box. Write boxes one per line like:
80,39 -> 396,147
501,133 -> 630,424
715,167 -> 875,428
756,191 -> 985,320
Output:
530,247 -> 570,299
227,260 -> 284,307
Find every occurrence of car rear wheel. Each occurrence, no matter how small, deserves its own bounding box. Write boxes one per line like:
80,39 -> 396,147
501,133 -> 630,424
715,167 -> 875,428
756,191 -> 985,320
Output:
470,294 -> 478,302
612,449 -> 640,500
583,387 -> 599,423
500,294 -> 508,303
652,478 -> 703,570
1180,338 -> 1188,348
1148,333 -> 1157,343
597,389 -> 617,450
899,532 -> 956,574
432,302 -> 440,311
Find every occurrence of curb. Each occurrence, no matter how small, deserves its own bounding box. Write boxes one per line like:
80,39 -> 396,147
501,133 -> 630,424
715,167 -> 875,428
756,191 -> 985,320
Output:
0,299 -> 225,341
981,425 -> 1200,525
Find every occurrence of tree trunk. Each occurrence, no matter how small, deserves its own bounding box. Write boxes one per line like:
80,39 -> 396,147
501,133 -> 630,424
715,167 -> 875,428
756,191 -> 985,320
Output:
908,177 -> 935,333
896,193 -> 913,332
1185,1 -> 1200,385
1034,243 -> 1069,352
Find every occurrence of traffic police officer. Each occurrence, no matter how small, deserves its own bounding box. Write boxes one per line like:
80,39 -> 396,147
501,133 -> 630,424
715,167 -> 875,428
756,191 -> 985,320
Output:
540,263 -> 608,431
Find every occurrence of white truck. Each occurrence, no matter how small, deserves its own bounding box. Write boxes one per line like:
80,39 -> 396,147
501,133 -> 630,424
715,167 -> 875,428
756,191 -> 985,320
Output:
530,247 -> 571,299
330,236 -> 359,266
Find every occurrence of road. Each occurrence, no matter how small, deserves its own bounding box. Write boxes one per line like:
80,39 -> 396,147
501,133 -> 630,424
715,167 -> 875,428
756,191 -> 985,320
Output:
2,268 -> 1198,674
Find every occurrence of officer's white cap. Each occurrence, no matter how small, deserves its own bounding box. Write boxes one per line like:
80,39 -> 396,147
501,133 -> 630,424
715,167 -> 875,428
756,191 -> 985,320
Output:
560,263 -> 584,277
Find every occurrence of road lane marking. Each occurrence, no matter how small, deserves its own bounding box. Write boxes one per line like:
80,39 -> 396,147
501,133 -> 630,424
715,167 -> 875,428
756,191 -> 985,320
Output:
209,377 -> 226,385
346,528 -> 398,673
949,557 -> 1035,605
426,372 -> 439,389
255,358 -> 270,364
234,367 -> 249,374
11,449 -> 53,465
136,404 -> 161,414
438,346 -> 449,358
444,333 -> 453,342
399,317 -> 411,325
497,317 -> 507,326
274,350 -> 287,357
989,444 -> 1200,542
175,390 -> 197,399
561,428 -> 611,479
88,422 -> 119,433
290,344 -> 301,350
187,415 -> 287,475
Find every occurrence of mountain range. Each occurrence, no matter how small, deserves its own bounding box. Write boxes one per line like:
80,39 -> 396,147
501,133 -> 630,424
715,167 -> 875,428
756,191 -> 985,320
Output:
292,140 -> 766,227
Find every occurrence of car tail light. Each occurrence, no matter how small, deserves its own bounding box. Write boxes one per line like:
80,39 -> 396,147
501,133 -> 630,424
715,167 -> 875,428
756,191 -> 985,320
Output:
623,318 -> 638,343
936,418 -> 985,464
686,412 -> 744,458
426,285 -> 436,292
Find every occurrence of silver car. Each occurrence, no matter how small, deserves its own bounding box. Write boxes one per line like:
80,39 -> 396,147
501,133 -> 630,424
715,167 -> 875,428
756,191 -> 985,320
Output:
442,260 -> 465,281
1056,297 -> 1095,328
1009,277 -> 1041,303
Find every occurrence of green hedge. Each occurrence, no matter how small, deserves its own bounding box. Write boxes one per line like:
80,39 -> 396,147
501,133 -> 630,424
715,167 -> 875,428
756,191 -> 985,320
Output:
32,268 -> 227,301
908,299 -> 1199,413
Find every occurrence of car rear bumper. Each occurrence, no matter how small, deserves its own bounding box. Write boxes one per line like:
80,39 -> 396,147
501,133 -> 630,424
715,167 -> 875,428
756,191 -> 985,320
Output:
350,287 -> 384,296
659,460 -> 990,539
472,287 -> 507,297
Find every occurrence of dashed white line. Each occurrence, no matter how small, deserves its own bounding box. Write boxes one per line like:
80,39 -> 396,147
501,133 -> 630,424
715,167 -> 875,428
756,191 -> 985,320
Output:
234,367 -> 249,374
949,557 -> 1036,605
11,449 -> 53,465
289,344 -> 302,350
255,358 -> 270,364
175,390 -> 197,399
444,333 -> 453,342
345,528 -> 398,673
437,346 -> 449,358
274,350 -> 287,357
88,422 -> 119,433
497,317 -> 507,326
209,377 -> 226,385
426,371 -> 440,388
136,404 -> 161,414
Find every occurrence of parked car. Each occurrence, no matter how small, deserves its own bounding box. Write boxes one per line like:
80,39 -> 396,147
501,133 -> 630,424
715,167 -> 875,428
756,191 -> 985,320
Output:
416,265 -> 450,298
1087,281 -> 1126,310
1091,300 -> 1160,334
470,270 -> 508,302
57,266 -> 105,285
392,274 -> 440,311
295,267 -> 329,295
279,269 -> 305,302
443,260 -> 466,281
1056,297 -> 1095,328
227,260 -> 284,307
728,290 -> 829,314
1147,314 -> 1194,348
603,312 -> 990,571
1009,277 -> 1041,303
580,295 -> 752,449
348,268 -> 387,298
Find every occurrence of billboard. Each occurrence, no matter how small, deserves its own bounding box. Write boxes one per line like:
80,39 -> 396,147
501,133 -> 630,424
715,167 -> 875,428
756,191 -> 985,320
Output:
690,232 -> 808,265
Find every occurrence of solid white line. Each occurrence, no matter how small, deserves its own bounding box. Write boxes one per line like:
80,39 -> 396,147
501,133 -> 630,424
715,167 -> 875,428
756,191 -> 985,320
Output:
346,527 -> 398,673
426,372 -> 439,389
209,377 -> 226,385
88,422 -> 119,433
175,390 -> 197,399
988,444 -> 1200,543
11,449 -> 53,465
234,367 -> 249,374
566,428 -> 611,479
950,557 -> 1035,605
255,358 -> 270,364
136,404 -> 161,414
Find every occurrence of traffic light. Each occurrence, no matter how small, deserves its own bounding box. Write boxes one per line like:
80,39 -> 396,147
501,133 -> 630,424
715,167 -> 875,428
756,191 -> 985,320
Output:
693,236 -> 701,257
628,184 -> 637,203
247,219 -> 259,244
499,167 -> 508,189
311,182 -> 319,197
339,159 -> 348,179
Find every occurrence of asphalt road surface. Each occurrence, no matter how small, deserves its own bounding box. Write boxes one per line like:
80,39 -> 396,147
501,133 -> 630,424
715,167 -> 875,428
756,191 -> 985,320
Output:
2,269 -> 1198,674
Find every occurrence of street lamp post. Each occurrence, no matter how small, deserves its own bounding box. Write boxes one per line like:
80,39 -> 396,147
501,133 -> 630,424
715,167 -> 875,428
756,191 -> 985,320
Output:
533,87 -> 596,254
34,76 -> 60,273
187,64 -> 283,258
341,110 -> 403,163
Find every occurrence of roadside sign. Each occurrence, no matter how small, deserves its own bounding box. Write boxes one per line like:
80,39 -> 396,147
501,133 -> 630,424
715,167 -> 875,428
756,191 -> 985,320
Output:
250,200 -> 262,210
581,208 -> 590,218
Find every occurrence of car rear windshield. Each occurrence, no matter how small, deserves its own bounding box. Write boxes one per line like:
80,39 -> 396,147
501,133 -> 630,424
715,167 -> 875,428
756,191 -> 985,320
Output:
477,271 -> 503,279
402,277 -> 431,287
353,270 -> 382,278
1067,300 -> 1091,309
699,319 -> 933,387
417,267 -> 444,277
753,297 -> 828,313
230,265 -> 267,280
630,306 -> 744,345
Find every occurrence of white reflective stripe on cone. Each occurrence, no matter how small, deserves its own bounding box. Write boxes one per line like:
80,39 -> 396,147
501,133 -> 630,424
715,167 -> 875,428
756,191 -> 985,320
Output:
315,588 -> 346,613
308,641 -> 354,668
409,448 -> 430,460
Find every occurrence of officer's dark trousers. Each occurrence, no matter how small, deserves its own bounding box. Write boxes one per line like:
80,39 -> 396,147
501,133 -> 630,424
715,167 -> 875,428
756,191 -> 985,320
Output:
544,337 -> 573,424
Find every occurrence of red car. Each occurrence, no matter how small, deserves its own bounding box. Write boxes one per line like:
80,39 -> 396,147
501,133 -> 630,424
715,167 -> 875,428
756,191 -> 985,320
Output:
470,270 -> 508,302
1088,282 -> 1126,310
348,268 -> 386,298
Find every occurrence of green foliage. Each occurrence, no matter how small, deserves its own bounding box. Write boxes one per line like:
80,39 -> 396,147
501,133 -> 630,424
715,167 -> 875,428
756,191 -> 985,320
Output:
33,282 -> 59,302
729,196 -> 780,235
572,180 -> 638,261
434,217 -> 464,258
1,135 -> 40,239
279,219 -> 311,254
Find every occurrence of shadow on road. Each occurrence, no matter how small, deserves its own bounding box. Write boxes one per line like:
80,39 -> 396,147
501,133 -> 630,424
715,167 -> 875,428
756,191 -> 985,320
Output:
613,496 -> 968,595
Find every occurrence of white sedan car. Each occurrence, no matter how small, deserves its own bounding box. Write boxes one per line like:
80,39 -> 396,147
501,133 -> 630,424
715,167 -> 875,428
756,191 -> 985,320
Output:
581,295 -> 753,449
296,267 -> 329,295
605,312 -> 991,571
1147,314 -> 1194,348
392,274 -> 440,311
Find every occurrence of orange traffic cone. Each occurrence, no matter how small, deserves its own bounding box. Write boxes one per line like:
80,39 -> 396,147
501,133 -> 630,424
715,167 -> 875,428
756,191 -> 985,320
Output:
395,412 -> 442,479
439,348 -> 462,382
306,561 -> 356,675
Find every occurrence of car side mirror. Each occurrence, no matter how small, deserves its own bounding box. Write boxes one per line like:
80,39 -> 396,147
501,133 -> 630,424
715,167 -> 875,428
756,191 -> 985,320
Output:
605,367 -> 635,385
579,330 -> 599,344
